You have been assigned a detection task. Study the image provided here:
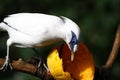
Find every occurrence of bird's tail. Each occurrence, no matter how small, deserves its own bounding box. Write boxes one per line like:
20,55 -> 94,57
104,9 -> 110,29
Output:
0,15 -> 8,31
0,22 -> 8,31
0,22 -> 3,31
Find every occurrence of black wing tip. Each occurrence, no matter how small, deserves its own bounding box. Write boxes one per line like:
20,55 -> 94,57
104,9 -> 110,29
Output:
3,21 -> 18,31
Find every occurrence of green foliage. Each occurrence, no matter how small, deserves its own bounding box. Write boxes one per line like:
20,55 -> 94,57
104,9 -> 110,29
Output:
0,0 -> 120,80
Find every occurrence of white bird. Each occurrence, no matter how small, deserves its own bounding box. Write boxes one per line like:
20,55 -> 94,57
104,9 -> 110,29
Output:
0,13 -> 81,71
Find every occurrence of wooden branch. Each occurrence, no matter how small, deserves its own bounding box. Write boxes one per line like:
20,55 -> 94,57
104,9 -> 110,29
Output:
103,25 -> 120,69
0,58 -> 54,80
94,25 -> 120,80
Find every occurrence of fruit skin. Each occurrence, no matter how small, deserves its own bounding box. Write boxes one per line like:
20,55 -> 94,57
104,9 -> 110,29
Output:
47,49 -> 73,80
47,42 -> 95,80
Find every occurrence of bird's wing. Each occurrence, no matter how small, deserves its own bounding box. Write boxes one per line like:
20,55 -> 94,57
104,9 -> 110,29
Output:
3,13 -> 64,36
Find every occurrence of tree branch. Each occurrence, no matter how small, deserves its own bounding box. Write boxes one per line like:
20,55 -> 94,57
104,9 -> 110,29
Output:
0,58 -> 54,80
103,25 -> 120,69
94,25 -> 120,80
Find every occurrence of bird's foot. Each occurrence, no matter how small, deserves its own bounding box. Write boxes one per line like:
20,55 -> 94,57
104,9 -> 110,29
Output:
31,48 -> 49,71
37,58 -> 49,72
28,57 -> 49,72
0,58 -> 12,71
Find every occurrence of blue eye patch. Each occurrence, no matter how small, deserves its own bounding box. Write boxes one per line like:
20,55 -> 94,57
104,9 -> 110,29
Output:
69,31 -> 78,51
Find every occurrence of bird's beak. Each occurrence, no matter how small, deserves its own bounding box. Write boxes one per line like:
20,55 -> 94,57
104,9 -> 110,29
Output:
71,44 -> 78,61
71,52 -> 75,61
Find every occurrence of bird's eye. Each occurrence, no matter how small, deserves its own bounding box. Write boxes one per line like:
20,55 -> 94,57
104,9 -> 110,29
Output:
72,38 -> 78,44
72,40 -> 76,44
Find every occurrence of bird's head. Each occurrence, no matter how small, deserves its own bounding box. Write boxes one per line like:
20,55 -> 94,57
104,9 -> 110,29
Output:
62,17 -> 81,61
66,31 -> 80,61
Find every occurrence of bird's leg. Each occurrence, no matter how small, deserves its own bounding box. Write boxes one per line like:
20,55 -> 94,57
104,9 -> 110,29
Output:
36,57 -> 49,72
0,39 -> 12,71
32,48 -> 49,71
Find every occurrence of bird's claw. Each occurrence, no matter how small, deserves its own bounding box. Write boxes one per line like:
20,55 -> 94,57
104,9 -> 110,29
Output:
37,59 -> 49,72
28,57 -> 49,72
0,60 -> 12,71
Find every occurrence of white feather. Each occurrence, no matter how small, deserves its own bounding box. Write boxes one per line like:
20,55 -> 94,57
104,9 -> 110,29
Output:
2,13 -> 66,47
4,13 -> 64,36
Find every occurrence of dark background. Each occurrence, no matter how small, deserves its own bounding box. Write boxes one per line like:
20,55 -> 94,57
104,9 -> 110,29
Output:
0,0 -> 120,80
